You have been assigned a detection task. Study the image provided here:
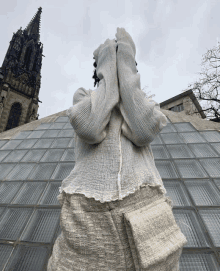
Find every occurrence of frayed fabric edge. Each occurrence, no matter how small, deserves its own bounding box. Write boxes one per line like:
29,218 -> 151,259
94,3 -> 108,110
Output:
57,183 -> 172,207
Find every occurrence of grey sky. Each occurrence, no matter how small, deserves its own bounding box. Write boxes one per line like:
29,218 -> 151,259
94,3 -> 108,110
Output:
0,0 -> 219,119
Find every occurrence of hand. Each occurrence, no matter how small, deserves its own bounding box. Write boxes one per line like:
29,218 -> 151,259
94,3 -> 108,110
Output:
115,27 -> 136,56
93,38 -> 117,64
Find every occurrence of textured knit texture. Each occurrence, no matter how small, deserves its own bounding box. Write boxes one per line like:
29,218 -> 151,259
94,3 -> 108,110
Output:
123,195 -> 187,270
58,36 -> 168,203
47,184 -> 184,271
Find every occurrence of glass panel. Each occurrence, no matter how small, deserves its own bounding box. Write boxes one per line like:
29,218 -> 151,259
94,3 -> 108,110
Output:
0,140 -> 9,149
40,149 -> 65,162
49,122 -> 66,129
63,122 -> 74,129
198,209 -> 220,247
0,207 -> 33,240
1,140 -> 23,150
4,244 -> 49,271
0,244 -> 14,271
61,149 -> 75,161
0,207 -> 6,218
2,150 -> 28,162
0,182 -> 23,204
11,182 -> 48,205
5,163 -> 37,180
58,129 -> 75,138
150,134 -> 163,145
166,144 -> 195,158
213,179 -> 220,190
154,160 -> 179,179
188,143 -> 219,157
20,209 -> 60,243
179,252 -> 220,271
34,123 -> 52,130
50,138 -> 72,148
199,158 -> 220,178
150,145 -> 170,159
0,150 -> 11,162
0,163 -> 18,180
55,116 -> 69,122
38,182 -> 61,205
173,122 -> 196,132
199,131 -> 220,142
163,180 -> 192,206
172,209 -> 211,248
174,160 -> 208,178
42,129 -> 61,138
26,130 -> 46,139
68,137 -> 75,148
51,162 -> 75,180
11,131 -> 32,140
184,180 -> 220,206
32,138 -> 55,149
16,139 -> 38,149
159,123 -> 177,133
21,149 -> 47,162
179,132 -> 207,143
210,143 -> 220,155
28,163 -> 58,180
160,133 -> 184,144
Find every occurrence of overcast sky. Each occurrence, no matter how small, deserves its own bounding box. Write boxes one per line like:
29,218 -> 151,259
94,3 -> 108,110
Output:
0,0 -> 220,120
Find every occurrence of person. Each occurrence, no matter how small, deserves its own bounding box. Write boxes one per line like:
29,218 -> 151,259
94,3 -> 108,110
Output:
47,27 -> 187,271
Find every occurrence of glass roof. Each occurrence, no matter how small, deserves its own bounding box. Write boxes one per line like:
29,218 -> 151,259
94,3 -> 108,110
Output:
0,115 -> 220,270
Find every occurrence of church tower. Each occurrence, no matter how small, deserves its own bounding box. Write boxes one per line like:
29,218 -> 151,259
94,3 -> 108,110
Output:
0,7 -> 44,133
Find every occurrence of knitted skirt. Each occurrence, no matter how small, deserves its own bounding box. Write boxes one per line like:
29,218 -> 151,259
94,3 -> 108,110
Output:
47,184 -> 186,271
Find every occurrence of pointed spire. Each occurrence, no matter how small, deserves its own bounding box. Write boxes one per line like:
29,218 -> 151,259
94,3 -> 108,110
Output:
24,7 -> 42,42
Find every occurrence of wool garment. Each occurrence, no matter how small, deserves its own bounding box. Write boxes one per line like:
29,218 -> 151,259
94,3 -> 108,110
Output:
58,37 -> 168,203
47,185 -> 186,271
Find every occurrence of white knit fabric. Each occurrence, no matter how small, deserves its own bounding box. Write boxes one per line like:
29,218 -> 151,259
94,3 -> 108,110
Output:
58,36 -> 168,203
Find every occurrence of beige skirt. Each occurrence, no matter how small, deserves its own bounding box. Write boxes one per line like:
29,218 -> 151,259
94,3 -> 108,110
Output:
47,184 -> 187,271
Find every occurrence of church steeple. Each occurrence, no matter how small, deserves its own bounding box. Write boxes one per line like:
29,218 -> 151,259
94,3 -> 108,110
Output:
0,7 -> 44,133
24,7 -> 42,42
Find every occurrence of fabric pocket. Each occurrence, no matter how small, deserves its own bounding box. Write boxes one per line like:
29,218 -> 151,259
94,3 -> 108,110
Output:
123,197 -> 187,270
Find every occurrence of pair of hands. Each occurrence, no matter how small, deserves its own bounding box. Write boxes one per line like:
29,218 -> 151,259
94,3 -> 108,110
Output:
93,27 -> 136,64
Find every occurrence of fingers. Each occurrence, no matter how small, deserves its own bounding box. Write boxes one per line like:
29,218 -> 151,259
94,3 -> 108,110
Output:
93,38 -> 117,64
115,27 -> 136,56
99,39 -> 117,53
115,27 -> 127,40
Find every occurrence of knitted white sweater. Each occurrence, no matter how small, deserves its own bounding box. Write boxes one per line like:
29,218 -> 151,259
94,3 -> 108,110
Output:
59,38 -> 168,203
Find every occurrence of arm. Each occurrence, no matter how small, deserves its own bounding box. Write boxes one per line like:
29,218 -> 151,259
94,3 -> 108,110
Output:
116,28 -> 167,146
67,39 -> 119,144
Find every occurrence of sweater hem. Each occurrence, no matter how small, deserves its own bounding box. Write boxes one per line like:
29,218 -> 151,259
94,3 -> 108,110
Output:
58,182 -> 167,205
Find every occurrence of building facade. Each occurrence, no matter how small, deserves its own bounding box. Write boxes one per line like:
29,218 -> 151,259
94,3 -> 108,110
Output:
0,7 -> 44,134
160,89 -> 207,120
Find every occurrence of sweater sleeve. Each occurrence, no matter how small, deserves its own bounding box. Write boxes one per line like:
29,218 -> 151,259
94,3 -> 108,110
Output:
117,41 -> 168,146
67,44 -> 119,144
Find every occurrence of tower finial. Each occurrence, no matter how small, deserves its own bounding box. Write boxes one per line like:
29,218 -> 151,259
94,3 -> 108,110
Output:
24,7 -> 42,42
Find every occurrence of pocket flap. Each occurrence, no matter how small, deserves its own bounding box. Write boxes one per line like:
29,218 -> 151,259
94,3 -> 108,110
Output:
123,197 -> 187,269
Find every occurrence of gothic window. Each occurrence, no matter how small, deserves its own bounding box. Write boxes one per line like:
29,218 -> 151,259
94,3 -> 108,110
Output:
24,46 -> 33,70
5,102 -> 22,131
13,42 -> 20,51
13,44 -> 18,50
32,56 -> 37,72
169,103 -> 184,112
33,56 -> 41,72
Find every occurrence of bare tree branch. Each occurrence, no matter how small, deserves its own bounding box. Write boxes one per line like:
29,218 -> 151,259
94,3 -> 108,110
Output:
181,41 -> 220,122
